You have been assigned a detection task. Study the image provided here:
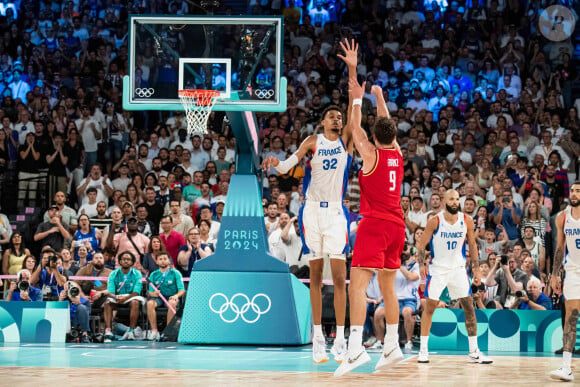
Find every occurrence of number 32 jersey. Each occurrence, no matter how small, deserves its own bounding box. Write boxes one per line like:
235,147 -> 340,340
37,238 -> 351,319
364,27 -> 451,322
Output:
304,134 -> 352,202
359,148 -> 404,227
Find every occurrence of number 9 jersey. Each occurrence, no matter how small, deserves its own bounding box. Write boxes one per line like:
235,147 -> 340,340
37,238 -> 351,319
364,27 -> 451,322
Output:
358,148 -> 405,228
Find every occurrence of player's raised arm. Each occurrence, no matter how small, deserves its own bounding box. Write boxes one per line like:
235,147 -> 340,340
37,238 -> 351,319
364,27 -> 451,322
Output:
337,39 -> 358,154
261,135 -> 317,174
371,85 -> 390,119
348,78 -> 375,159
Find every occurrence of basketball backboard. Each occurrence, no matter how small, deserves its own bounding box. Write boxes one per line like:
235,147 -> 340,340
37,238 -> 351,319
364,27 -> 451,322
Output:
123,15 -> 286,112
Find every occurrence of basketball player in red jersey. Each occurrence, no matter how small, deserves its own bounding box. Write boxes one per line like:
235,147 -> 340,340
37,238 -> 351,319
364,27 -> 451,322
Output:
335,79 -> 405,376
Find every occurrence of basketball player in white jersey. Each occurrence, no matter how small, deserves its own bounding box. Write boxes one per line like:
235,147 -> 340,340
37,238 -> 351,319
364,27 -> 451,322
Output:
417,190 -> 493,364
550,182 -> 580,382
262,40 -> 358,363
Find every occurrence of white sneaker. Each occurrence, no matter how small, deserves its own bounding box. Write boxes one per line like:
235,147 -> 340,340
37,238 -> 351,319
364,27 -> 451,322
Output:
418,350 -> 429,363
404,341 -> 413,351
467,349 -> 493,364
369,341 -> 383,350
312,337 -> 329,363
120,330 -> 135,341
133,326 -> 144,340
550,367 -> 574,382
148,331 -> 160,341
334,347 -> 371,377
363,336 -> 377,347
330,338 -> 347,363
375,344 -> 404,371
104,331 -> 114,343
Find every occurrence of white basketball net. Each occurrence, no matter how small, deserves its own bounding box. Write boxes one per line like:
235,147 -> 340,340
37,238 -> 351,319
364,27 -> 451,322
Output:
178,89 -> 221,136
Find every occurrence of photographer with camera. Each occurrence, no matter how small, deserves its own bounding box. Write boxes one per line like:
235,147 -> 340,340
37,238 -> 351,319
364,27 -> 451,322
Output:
5,269 -> 42,301
59,280 -> 92,343
509,277 -> 552,310
485,254 -> 529,308
31,248 -> 67,301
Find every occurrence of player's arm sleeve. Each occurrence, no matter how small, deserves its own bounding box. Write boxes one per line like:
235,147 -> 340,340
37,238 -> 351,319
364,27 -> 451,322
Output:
275,154 -> 299,174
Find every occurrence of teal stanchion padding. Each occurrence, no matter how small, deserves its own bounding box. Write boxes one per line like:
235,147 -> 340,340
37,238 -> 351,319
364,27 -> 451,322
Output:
178,272 -> 311,345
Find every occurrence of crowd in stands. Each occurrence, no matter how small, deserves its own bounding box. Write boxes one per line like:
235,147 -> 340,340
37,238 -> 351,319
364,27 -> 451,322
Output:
0,0 -> 577,342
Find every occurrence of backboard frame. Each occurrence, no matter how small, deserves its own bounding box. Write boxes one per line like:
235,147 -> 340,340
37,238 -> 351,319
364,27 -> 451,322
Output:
123,15 -> 287,112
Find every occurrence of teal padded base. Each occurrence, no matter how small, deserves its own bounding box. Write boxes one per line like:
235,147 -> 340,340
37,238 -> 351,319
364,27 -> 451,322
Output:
178,271 -> 311,345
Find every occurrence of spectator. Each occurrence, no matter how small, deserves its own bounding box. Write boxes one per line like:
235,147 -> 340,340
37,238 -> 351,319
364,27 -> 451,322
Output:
73,214 -> 102,263
492,191 -> 522,245
103,251 -> 144,342
146,251 -> 186,341
75,252 -> 112,308
159,215 -> 186,266
142,236 -> 166,276
477,227 -> 508,262
5,269 -> 42,301
109,216 -> 149,272
75,105 -> 102,175
2,233 -> 30,289
78,187 -> 100,217
135,204 -> 154,238
165,199 -> 194,239
44,191 -> 78,232
374,253 -> 420,351
91,201 -> 112,231
143,187 -> 164,227
509,277 -> 552,310
34,204 -> 72,251
176,227 -> 212,277
17,132 -> 41,207
76,164 -> 113,206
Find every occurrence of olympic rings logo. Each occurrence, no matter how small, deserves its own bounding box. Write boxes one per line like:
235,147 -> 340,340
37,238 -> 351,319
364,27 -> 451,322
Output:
209,293 -> 272,324
255,89 -> 274,99
135,88 -> 155,98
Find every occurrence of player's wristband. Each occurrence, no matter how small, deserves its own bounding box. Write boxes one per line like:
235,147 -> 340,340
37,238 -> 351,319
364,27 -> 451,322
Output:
275,154 -> 299,174
352,98 -> 362,107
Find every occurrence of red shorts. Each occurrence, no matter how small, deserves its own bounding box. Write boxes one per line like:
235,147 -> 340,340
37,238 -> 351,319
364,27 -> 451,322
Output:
352,217 -> 405,270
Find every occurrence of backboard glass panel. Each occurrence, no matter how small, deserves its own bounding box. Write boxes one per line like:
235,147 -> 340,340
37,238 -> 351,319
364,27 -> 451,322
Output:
125,15 -> 286,112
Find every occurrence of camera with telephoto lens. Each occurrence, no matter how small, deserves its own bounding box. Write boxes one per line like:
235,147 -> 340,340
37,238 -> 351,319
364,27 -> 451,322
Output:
18,280 -> 29,292
500,255 -> 509,265
48,255 -> 59,265
471,283 -> 486,293
68,281 -> 80,298
515,290 -> 527,298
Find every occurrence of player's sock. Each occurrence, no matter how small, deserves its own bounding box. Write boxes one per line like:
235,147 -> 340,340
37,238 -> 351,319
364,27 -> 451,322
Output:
468,336 -> 478,353
348,326 -> 364,352
313,325 -> 324,339
420,336 -> 429,352
563,351 -> 572,369
385,324 -> 399,348
336,325 -> 345,341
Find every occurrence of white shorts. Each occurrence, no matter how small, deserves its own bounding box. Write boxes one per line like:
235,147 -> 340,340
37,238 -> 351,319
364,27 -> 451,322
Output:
298,201 -> 349,260
564,269 -> 580,300
425,266 -> 471,301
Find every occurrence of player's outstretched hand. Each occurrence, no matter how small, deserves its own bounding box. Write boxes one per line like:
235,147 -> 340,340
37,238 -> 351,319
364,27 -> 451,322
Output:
337,39 -> 358,69
261,156 -> 279,171
349,78 -> 365,100
371,85 -> 382,97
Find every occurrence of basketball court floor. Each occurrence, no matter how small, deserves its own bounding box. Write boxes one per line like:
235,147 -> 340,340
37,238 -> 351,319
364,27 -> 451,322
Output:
0,342 -> 573,385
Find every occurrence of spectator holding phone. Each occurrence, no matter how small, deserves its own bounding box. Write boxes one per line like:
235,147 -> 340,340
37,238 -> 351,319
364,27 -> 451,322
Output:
492,190 -> 522,246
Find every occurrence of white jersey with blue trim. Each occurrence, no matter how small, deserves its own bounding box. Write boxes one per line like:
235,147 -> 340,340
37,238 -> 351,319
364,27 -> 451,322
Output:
303,134 -> 352,202
563,206 -> 580,270
429,211 -> 468,269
